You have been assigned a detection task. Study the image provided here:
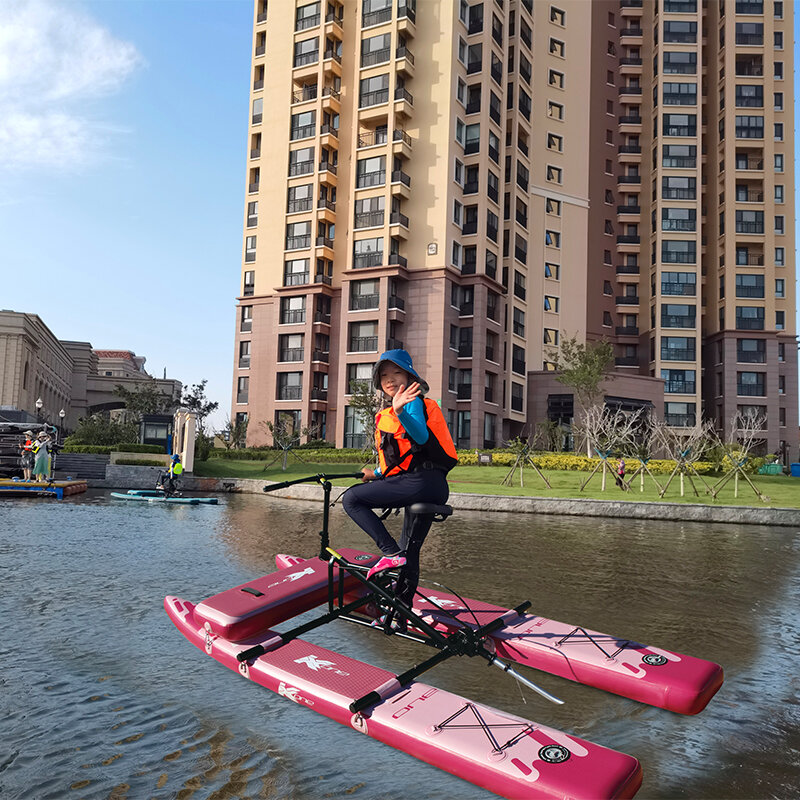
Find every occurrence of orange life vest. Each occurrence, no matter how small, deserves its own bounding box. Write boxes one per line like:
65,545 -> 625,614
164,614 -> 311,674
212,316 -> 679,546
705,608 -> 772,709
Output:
375,398 -> 458,478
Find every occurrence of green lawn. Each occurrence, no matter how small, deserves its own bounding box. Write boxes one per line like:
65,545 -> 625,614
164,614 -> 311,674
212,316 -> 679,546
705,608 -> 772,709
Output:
194,459 -> 800,508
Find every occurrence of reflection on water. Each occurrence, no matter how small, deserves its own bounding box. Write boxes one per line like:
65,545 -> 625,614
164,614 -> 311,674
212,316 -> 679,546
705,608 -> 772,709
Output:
1,490 -> 799,799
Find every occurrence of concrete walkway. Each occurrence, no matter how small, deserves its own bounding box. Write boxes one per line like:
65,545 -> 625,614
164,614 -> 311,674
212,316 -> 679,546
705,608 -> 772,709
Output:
92,469 -> 800,528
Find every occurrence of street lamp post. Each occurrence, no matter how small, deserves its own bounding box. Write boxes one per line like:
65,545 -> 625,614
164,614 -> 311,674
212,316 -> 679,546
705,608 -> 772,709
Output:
35,397 -> 43,425
59,409 -> 66,442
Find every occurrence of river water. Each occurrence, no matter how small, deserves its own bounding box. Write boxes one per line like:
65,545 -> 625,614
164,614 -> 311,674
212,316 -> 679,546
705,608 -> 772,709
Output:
1,490 -> 799,799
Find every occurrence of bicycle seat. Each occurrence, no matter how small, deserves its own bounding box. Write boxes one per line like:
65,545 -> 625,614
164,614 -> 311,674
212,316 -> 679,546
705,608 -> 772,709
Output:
407,503 -> 453,518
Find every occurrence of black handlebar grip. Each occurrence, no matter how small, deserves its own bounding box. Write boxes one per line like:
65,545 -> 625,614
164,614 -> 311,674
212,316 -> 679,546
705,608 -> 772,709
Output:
349,691 -> 381,713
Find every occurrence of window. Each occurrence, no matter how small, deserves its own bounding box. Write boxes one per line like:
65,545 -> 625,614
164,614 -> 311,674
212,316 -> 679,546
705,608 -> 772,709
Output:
775,247 -> 785,266
663,51 -> 696,74
661,303 -> 696,328
662,143 -> 696,167
545,230 -> 560,248
547,133 -> 563,153
662,369 -> 696,394
735,115 -> 764,138
735,85 -> 763,108
359,73 -> 390,108
544,262 -> 560,279
356,155 -> 386,187
465,123 -> 480,153
603,311 -> 612,326
353,237 -> 383,268
544,295 -> 560,312
662,176 -> 696,199
662,207 -> 696,232
286,220 -> 311,250
240,305 -> 253,332
775,279 -> 785,298
549,38 -> 565,57
361,32 -> 391,67
287,183 -> 313,213
663,82 -> 697,105
546,165 -> 562,184
775,215 -> 785,234
546,198 -> 561,216
661,271 -> 697,295
550,6 -> 565,25
350,279 -> 380,310
293,36 -> 319,66
549,70 -> 564,88
290,109 -> 316,140
547,101 -> 564,120
735,274 -> 765,299
284,258 -> 310,286
663,113 -> 696,136
776,311 -> 785,330
664,21 -> 697,42
289,146 -> 315,176
737,339 -> 766,364
236,376 -> 249,403
280,295 -> 306,324
774,92 -> 784,110
452,241 -> 461,268
664,402 -> 696,427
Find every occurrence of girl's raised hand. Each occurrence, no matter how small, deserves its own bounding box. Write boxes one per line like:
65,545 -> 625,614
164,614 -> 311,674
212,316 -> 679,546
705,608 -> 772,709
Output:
392,381 -> 420,413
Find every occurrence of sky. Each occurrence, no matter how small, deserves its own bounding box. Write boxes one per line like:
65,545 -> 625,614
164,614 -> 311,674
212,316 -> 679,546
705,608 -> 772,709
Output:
1,0 -> 798,433
0,0 -> 252,430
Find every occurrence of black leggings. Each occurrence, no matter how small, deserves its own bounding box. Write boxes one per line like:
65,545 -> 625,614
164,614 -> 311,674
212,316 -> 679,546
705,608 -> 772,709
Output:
342,470 -> 449,605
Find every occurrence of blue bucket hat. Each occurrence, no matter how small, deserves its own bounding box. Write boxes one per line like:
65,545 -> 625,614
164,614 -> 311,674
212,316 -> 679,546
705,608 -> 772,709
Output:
372,349 -> 429,394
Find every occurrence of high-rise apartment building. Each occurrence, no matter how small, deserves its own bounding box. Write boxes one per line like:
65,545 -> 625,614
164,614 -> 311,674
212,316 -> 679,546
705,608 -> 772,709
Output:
233,0 -> 796,461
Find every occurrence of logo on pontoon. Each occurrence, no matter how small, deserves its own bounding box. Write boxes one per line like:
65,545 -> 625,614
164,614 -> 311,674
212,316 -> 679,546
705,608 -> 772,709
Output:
294,654 -> 351,676
278,682 -> 314,706
426,596 -> 465,609
642,653 -> 668,666
538,744 -> 570,764
267,567 -> 315,588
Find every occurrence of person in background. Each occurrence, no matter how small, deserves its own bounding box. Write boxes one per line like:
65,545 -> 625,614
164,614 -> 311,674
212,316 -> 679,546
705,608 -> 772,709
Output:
615,457 -> 626,490
342,349 -> 458,611
31,430 -> 52,483
18,430 -> 34,481
157,453 -> 183,496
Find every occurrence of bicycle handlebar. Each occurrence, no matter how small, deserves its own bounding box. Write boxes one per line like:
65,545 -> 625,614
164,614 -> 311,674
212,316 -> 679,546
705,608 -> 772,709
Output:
263,472 -> 364,493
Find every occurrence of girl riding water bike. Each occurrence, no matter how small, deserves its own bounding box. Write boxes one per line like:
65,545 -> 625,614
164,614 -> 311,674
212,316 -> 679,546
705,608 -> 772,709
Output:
341,350 -> 457,609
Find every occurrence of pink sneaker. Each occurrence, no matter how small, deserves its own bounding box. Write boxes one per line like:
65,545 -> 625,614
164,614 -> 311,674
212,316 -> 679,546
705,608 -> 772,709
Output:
366,555 -> 407,581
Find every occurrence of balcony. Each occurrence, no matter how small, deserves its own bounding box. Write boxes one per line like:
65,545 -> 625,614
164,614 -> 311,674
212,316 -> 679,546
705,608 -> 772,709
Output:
386,337 -> 404,350
296,13 -> 320,31
349,336 -> 379,352
388,253 -> 408,267
619,57 -> 643,66
283,271 -> 309,287
286,235 -> 311,251
735,286 -> 765,299
661,282 -> 696,296
312,273 -> 332,285
664,414 -> 696,427
619,115 -> 643,125
737,383 -> 765,396
277,386 -> 302,400
619,85 -> 643,96
317,197 -> 336,212
354,211 -> 385,229
462,221 -> 478,235
320,123 -> 338,140
736,349 -> 765,364
394,86 -> 414,112
620,27 -> 643,37
735,157 -> 764,171
617,205 -> 641,215
458,343 -> 473,358
616,295 -> 640,305
360,89 -> 390,108
511,395 -> 524,412
281,310 -> 306,325
279,348 -> 304,362
395,45 -> 415,73
616,264 -> 640,274
392,128 -> 413,157
292,85 -> 318,104
314,310 -> 331,324
350,294 -> 380,310
456,384 -> 472,400
661,314 -> 696,328
312,349 -> 330,363
661,348 -> 695,361
363,6 -> 391,27
310,387 -> 328,401
315,235 -> 334,249
617,175 -> 641,184
289,160 -> 314,177
615,356 -> 639,367
356,169 -> 385,188
736,317 -> 764,330
353,252 -> 384,269
388,295 -> 405,310
459,301 -> 474,316
616,235 -> 640,244
736,253 -> 764,266
287,198 -> 312,214
735,222 -> 764,234
290,124 -> 315,141
358,130 -> 388,148
361,47 -> 390,68
389,211 -> 409,229
512,359 -> 526,375
665,381 -> 696,393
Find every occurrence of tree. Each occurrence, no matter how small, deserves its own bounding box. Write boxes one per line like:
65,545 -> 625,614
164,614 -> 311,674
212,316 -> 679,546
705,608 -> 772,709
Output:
181,380 -> 219,437
66,414 -> 139,446
551,335 -> 615,410
260,415 -> 319,470
218,414 -> 248,450
113,383 -> 175,420
347,379 -> 382,452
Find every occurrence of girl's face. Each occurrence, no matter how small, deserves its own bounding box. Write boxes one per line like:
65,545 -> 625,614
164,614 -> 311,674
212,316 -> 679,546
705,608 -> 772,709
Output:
379,363 -> 411,398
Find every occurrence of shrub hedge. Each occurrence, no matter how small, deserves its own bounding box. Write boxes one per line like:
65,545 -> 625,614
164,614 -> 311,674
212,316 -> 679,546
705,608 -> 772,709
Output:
62,443 -> 165,455
114,459 -> 165,467
204,447 -> 719,475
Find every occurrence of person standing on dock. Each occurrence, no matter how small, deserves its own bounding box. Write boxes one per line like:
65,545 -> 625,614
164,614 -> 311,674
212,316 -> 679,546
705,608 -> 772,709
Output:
342,349 -> 458,595
18,430 -> 34,481
31,430 -> 52,483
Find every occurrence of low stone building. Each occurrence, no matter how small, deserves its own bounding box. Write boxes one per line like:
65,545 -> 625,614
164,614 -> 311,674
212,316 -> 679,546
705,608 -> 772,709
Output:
0,310 -> 181,430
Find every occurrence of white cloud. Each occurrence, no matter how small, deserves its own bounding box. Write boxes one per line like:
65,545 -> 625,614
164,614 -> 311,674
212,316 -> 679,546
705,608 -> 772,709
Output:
0,0 -> 142,170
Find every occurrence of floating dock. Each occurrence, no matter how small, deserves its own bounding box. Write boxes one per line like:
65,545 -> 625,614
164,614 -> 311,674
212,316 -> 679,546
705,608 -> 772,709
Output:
0,479 -> 88,499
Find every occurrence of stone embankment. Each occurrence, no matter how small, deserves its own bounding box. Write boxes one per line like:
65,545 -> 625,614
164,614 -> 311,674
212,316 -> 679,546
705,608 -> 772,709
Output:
92,467 -> 800,527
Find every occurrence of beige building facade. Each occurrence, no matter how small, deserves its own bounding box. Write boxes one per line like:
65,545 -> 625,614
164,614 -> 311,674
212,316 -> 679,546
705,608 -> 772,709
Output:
233,0 -> 797,460
0,311 -> 182,429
